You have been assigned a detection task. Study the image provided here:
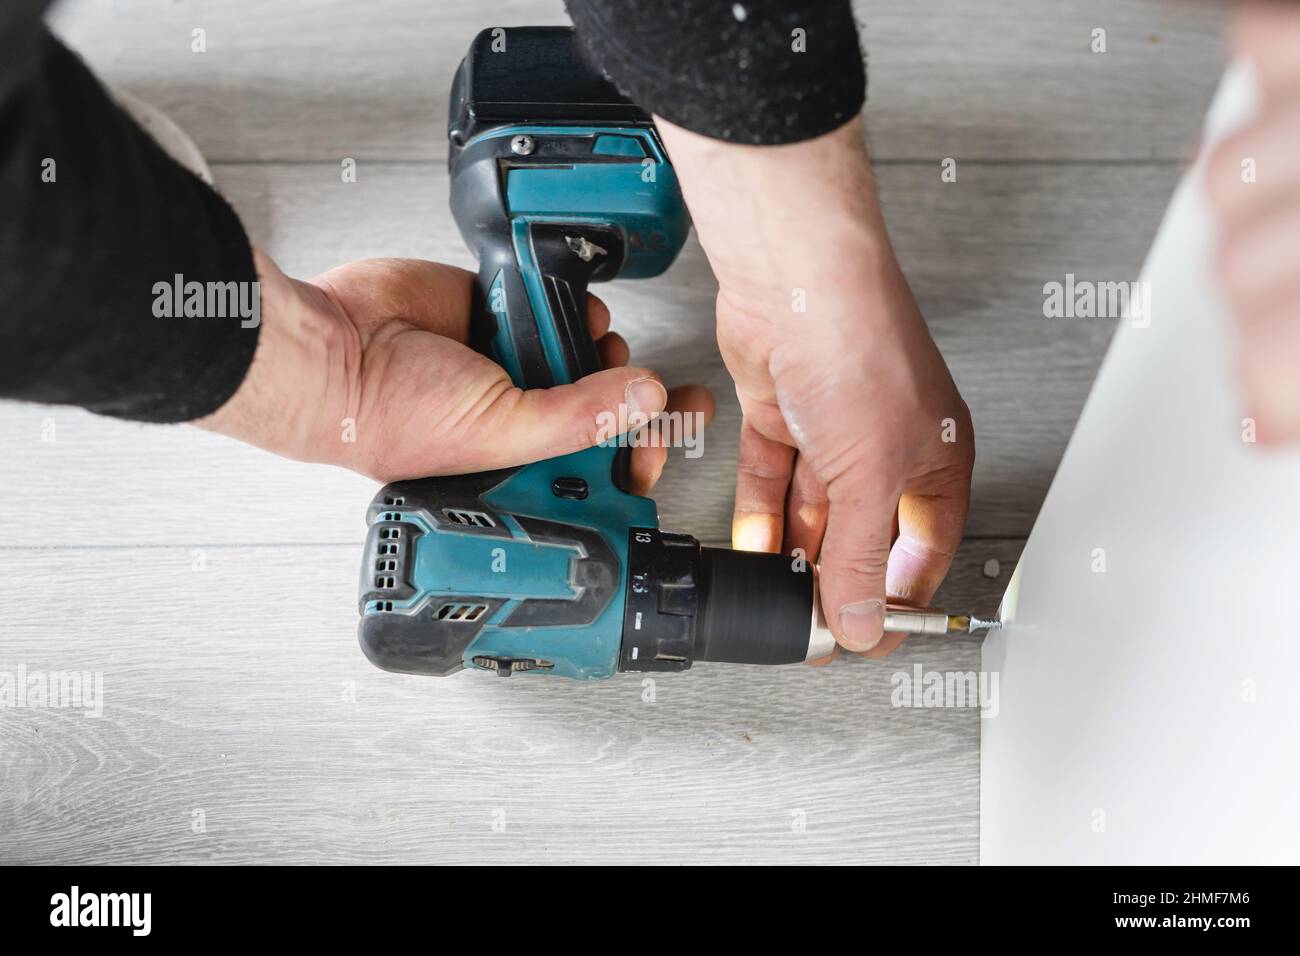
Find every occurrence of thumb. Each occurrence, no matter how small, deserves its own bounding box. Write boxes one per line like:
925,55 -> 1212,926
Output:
886,463 -> 972,609
465,367 -> 667,469
817,478 -> 899,654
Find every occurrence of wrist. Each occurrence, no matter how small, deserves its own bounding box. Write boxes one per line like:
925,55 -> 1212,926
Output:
195,250 -> 360,463
657,114 -> 901,314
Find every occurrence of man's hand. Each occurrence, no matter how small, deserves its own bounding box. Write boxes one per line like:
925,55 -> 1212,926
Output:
1206,0 -> 1300,444
657,116 -> 974,659
198,252 -> 712,490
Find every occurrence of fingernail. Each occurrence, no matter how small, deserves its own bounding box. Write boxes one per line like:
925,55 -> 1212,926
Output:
840,599 -> 885,652
626,377 -> 667,416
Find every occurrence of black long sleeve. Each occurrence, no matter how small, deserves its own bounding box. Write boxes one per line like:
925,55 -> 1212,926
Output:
0,2 -> 864,425
565,0 -> 865,145
0,1 -> 258,422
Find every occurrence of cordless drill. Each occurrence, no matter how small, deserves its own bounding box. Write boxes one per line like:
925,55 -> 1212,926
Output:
357,27 -> 833,679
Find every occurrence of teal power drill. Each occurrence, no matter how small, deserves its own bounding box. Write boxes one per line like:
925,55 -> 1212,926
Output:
357,27 -> 833,679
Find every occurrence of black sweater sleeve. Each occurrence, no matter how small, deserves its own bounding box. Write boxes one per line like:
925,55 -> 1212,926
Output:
0,2 -> 861,425
565,0 -> 865,145
0,1 -> 258,422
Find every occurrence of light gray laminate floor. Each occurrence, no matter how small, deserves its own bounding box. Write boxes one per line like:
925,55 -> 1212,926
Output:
0,1 -> 1225,863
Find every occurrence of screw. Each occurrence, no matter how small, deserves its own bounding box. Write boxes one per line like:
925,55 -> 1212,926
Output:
510,134 -> 535,156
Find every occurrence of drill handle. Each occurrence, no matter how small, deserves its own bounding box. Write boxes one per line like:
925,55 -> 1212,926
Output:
471,221 -> 623,390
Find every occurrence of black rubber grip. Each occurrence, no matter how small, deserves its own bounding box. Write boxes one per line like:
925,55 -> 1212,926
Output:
695,548 -> 815,665
527,222 -> 623,383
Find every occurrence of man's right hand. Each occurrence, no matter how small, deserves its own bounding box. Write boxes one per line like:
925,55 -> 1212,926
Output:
657,116 -> 975,659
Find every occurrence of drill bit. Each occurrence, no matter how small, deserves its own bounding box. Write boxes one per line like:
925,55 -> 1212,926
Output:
881,605 -> 1002,636
944,613 -> 1003,635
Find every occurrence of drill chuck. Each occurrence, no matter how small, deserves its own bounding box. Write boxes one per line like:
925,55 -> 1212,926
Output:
619,528 -> 831,671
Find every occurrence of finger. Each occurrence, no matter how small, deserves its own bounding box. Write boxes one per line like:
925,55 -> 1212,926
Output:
597,331 -> 630,369
628,445 -> 669,497
817,474 -> 900,653
805,645 -> 839,667
886,407 -> 974,608
885,474 -> 972,610
732,415 -> 795,553
1218,203 -> 1300,314
1235,0 -> 1300,100
1206,106 -> 1300,233
311,258 -> 475,342
783,453 -> 829,565
626,385 -> 716,495
659,384 -> 716,440
1238,292 -> 1300,443
858,631 -> 909,660
587,293 -> 612,341
465,366 -> 668,469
